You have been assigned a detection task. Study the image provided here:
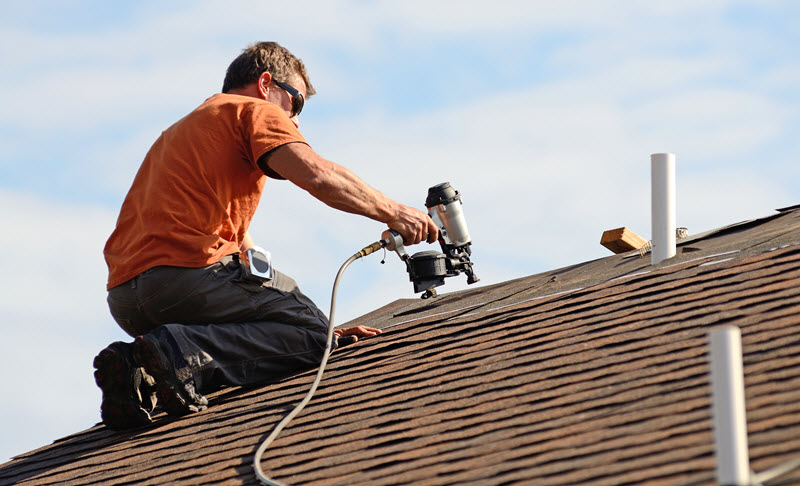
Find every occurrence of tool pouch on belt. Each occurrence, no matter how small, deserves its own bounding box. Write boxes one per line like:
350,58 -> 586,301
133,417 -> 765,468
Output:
240,246 -> 273,282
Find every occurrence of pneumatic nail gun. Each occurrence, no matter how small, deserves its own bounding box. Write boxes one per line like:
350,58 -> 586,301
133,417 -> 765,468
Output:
382,182 -> 479,299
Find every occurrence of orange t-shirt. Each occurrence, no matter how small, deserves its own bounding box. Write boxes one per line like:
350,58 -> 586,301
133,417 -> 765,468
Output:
104,93 -> 306,289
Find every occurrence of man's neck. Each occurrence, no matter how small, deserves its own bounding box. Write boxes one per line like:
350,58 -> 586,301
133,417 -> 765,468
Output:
226,83 -> 261,99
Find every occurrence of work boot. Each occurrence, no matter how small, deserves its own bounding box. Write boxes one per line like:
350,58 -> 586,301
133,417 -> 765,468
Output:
93,341 -> 157,430
133,333 -> 208,417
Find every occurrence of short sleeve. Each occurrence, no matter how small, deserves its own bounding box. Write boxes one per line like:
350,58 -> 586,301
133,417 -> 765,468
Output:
242,101 -> 307,171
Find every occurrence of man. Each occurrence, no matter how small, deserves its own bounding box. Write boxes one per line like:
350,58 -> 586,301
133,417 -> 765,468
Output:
94,41 -> 438,430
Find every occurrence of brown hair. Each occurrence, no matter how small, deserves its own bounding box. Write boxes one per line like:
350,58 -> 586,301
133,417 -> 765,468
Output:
221,41 -> 316,96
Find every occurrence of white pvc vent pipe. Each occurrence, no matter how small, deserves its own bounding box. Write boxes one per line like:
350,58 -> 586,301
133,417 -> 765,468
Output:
651,153 -> 676,265
709,325 -> 751,486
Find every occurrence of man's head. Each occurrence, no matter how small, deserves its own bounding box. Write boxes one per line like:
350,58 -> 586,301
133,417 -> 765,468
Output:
221,42 -> 316,98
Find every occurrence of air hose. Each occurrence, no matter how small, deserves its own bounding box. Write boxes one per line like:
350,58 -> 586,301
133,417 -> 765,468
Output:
253,240 -> 385,486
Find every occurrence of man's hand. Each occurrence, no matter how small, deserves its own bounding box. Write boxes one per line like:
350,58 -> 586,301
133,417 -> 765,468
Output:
240,231 -> 255,252
387,204 -> 439,245
334,325 -> 382,345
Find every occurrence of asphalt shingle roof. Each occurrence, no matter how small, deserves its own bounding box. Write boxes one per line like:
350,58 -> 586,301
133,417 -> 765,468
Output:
3,207 -> 800,485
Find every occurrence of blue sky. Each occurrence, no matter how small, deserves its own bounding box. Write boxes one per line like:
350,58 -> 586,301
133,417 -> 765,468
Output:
2,0 -> 799,465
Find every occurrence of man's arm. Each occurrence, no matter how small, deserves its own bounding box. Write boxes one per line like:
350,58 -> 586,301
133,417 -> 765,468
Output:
266,142 -> 438,245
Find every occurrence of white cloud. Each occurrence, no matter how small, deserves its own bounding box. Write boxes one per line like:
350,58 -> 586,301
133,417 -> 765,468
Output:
628,89 -> 789,159
298,43 -> 797,272
0,190 -> 129,462
1,62 -> 220,132
0,191 -> 115,322
369,0 -> 731,36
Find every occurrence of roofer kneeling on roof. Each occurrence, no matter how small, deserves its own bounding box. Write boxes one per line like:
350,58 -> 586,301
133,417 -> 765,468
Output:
94,41 -> 439,430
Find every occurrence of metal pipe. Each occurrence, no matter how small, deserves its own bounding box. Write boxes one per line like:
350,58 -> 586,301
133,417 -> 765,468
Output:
651,153 -> 676,265
709,325 -> 751,486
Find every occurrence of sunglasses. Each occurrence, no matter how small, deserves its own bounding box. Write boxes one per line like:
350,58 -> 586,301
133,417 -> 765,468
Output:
273,81 -> 304,118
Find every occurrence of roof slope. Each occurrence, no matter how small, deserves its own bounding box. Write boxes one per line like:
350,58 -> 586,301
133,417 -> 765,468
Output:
4,207 -> 800,485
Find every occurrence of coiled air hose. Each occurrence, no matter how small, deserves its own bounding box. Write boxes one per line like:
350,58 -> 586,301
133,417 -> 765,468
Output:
254,240 -> 385,486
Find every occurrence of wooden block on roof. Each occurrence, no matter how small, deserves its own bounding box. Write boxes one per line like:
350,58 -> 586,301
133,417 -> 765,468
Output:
601,227 -> 649,254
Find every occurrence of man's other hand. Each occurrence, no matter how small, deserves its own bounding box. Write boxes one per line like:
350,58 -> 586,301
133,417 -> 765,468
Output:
388,205 -> 439,245
334,325 -> 382,345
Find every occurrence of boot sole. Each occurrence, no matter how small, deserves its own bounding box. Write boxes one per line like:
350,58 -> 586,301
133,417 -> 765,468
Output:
93,343 -> 152,430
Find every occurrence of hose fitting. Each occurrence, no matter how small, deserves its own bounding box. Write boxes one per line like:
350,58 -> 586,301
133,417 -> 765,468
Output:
357,241 -> 385,258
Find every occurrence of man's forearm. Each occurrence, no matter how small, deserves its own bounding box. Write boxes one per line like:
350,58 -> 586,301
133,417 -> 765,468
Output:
307,162 -> 399,223
267,142 -> 438,245
268,143 -> 398,223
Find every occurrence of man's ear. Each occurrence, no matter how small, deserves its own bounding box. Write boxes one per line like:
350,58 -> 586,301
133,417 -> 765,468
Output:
256,71 -> 273,99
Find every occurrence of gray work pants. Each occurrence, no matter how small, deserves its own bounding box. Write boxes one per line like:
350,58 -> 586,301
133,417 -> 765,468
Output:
107,254 -> 334,394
